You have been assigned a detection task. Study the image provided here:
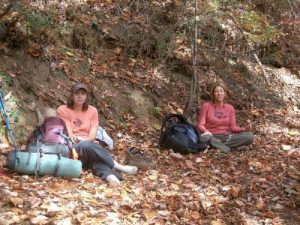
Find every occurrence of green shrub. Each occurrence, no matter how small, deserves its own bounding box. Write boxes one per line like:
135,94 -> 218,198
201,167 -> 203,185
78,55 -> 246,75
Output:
23,11 -> 53,32
240,11 -> 279,44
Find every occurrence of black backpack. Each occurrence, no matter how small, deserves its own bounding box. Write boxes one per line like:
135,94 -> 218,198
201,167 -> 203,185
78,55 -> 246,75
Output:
159,114 -> 210,154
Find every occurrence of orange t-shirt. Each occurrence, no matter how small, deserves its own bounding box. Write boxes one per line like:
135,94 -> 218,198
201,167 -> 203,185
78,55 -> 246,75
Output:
57,105 -> 99,139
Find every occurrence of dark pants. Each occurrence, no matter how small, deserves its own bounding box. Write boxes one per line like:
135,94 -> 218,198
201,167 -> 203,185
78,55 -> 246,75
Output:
201,132 -> 254,152
74,141 -> 120,180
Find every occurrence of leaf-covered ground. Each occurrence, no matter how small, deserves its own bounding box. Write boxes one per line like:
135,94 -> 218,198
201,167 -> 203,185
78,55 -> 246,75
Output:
1,104 -> 300,225
1,0 -> 300,224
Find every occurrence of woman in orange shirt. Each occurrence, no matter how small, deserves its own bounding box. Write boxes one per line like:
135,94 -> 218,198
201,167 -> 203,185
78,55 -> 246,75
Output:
57,83 -> 137,187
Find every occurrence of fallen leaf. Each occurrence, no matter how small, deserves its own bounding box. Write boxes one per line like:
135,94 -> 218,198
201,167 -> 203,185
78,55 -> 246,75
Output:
55,217 -> 72,225
235,199 -> 245,206
170,152 -> 184,159
10,197 -> 23,207
230,186 -> 241,198
149,174 -> 158,181
186,160 -> 194,169
0,143 -> 9,149
4,91 -> 12,101
211,220 -> 225,225
8,72 -> 16,77
114,47 -> 122,54
281,144 -> 292,151
288,130 -> 299,136
66,51 -> 74,56
152,123 -> 161,130
196,157 -> 203,163
143,208 -> 157,223
190,211 -> 201,220
46,202 -> 61,213
30,215 -> 49,225
170,183 -> 180,191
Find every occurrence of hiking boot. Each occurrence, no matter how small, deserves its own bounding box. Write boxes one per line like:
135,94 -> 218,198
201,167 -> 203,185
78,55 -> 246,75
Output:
126,147 -> 154,170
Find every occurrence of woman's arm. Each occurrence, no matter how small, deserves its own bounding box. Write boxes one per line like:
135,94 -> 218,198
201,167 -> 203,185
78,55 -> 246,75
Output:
77,106 -> 99,142
229,106 -> 246,133
197,103 -> 210,133
85,126 -> 98,141
57,106 -> 76,143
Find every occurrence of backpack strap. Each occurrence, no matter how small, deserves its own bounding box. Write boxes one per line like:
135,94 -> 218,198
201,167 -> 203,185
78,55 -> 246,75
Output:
188,127 -> 211,151
26,131 -> 41,166
35,143 -> 44,177
53,143 -> 62,177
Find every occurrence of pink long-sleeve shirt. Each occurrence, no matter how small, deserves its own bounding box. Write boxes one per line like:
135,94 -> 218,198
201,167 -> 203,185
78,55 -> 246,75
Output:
198,102 -> 245,135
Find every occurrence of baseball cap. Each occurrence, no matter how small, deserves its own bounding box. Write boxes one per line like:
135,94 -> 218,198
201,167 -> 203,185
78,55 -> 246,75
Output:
72,82 -> 88,94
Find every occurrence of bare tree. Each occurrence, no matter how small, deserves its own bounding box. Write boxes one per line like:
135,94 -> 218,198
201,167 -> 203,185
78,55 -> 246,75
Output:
185,0 -> 199,118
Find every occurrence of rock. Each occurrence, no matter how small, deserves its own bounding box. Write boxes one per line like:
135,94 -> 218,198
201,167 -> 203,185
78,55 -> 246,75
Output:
281,144 -> 292,151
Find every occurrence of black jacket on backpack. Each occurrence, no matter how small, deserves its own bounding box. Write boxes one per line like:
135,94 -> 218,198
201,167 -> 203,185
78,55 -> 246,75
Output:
159,114 -> 210,154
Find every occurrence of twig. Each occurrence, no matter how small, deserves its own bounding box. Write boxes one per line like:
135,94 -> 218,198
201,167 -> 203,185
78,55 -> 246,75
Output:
287,0 -> 298,18
116,4 -> 125,16
253,53 -> 271,86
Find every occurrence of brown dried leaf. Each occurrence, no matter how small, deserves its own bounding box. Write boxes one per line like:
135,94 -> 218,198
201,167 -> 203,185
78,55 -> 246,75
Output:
186,160 -> 194,169
230,186 -> 241,198
211,220 -> 225,225
190,211 -> 201,220
9,197 -> 23,207
143,208 -> 157,223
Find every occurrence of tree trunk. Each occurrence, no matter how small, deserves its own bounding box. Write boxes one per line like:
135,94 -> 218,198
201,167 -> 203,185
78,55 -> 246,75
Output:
185,0 -> 199,118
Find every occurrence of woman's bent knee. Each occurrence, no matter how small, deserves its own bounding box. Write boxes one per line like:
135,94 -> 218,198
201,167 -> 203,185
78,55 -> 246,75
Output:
243,132 -> 254,144
77,140 -> 93,148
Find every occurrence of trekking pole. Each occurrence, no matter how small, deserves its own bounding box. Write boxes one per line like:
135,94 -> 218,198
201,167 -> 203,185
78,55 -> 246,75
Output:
0,82 -> 19,151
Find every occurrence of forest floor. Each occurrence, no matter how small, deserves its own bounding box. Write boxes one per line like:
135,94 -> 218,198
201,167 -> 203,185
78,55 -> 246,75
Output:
0,1 -> 299,225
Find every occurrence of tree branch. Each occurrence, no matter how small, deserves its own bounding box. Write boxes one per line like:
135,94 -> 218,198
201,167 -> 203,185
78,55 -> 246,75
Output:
253,53 -> 271,86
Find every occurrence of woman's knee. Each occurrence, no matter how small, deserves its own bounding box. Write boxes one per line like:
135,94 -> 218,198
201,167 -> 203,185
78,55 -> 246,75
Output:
77,140 -> 93,149
243,132 -> 254,144
200,133 -> 213,142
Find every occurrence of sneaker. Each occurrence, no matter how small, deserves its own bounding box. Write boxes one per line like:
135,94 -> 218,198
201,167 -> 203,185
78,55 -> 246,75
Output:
126,147 -> 154,170
106,174 -> 120,187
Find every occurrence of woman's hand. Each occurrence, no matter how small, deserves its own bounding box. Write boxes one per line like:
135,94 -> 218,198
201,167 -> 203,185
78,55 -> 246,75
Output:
202,131 -> 212,136
70,148 -> 79,160
244,119 -> 252,131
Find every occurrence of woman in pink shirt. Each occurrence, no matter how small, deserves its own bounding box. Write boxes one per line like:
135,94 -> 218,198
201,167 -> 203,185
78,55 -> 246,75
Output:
57,83 -> 138,187
198,82 -> 254,152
